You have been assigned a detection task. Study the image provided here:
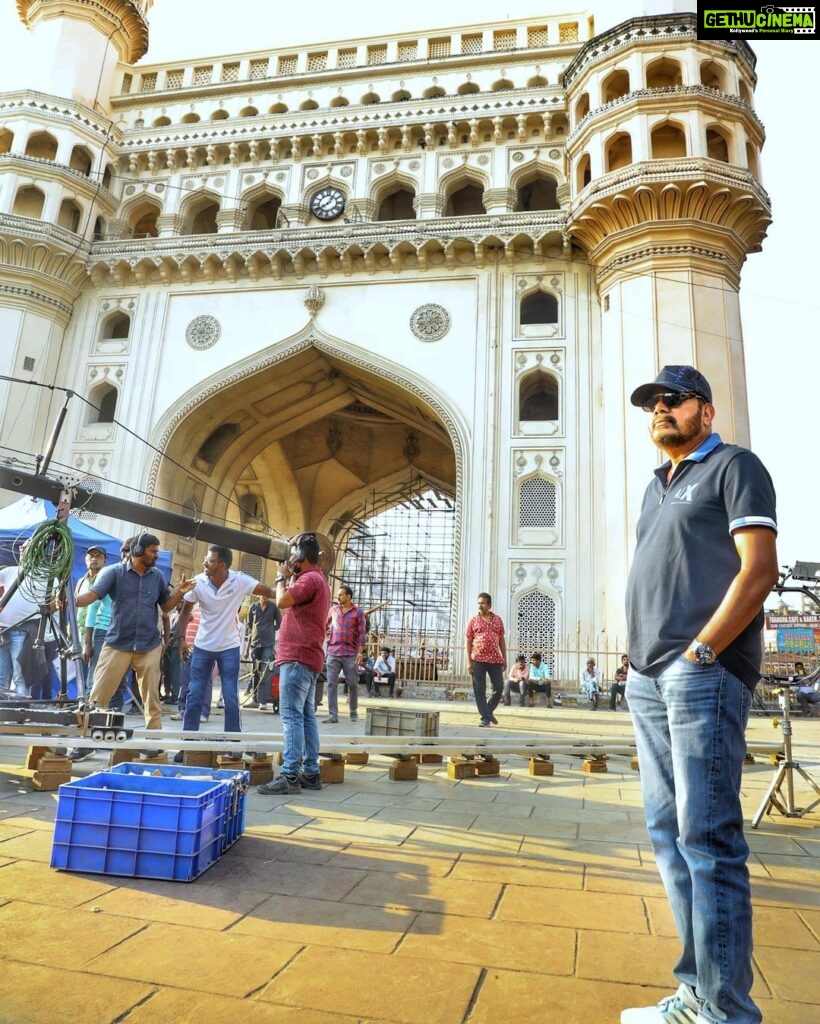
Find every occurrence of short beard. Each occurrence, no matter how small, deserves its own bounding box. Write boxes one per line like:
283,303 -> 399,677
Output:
651,405 -> 704,449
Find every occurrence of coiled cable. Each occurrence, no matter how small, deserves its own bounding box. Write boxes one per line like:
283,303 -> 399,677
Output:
16,518 -> 75,601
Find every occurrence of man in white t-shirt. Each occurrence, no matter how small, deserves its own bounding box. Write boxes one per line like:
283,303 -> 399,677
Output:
0,560 -> 41,696
176,544 -> 273,741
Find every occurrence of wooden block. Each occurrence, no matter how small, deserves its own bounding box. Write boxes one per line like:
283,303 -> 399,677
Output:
139,753 -> 169,765
447,760 -> 475,780
36,754 -> 72,774
583,757 -> 608,773
345,751 -> 369,765
389,758 -> 419,781
630,756 -> 640,771
320,758 -> 345,784
26,745 -> 52,771
418,753 -> 443,764
474,757 -> 500,776
108,748 -> 135,767
529,758 -> 555,776
276,752 -> 284,765
248,764 -> 274,785
182,750 -> 218,768
32,771 -> 71,792
215,755 -> 244,769
743,753 -> 756,765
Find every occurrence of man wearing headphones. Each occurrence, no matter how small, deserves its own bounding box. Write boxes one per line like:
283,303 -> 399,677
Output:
258,533 -> 330,795
76,532 -> 192,753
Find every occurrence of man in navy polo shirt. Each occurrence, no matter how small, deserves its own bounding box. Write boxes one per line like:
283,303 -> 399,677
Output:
621,367 -> 777,1024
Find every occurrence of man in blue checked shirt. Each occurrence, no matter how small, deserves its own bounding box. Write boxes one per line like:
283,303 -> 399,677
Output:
622,366 -> 778,1024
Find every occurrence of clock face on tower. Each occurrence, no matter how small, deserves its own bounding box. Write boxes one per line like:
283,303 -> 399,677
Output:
310,187 -> 346,220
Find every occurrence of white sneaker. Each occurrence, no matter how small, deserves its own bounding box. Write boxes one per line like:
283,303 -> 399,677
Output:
621,986 -> 700,1024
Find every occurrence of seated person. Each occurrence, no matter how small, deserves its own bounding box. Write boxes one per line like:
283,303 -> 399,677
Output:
372,646 -> 397,697
580,657 -> 601,709
356,651 -> 374,695
795,673 -> 820,716
609,653 -> 629,710
525,652 -> 551,707
503,654 -> 529,706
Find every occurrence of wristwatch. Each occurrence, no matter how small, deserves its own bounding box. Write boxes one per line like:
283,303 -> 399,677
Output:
275,575 -> 286,584
688,640 -> 717,665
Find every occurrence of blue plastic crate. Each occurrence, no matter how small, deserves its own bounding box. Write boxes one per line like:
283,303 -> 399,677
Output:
109,763 -> 249,851
50,772 -> 231,882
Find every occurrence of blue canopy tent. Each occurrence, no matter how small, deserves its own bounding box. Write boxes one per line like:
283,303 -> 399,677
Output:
0,497 -> 173,582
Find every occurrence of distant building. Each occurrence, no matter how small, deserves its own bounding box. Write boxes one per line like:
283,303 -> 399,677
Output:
0,3 -> 770,667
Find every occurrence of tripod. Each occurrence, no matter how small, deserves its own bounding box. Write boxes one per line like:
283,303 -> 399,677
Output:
750,677 -> 820,828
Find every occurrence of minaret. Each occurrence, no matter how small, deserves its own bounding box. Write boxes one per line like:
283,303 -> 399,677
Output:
563,11 -> 770,634
0,1 -> 153,466
15,0 -> 153,109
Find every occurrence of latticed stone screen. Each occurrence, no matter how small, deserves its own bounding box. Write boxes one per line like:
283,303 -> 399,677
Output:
494,29 -> 517,50
398,41 -> 418,61
428,38 -> 451,58
338,48 -> 357,68
278,55 -> 297,75
140,73 -> 157,93
221,63 -> 240,82
249,59 -> 269,80
193,66 -> 213,85
519,476 -> 557,530
166,69 -> 183,88
559,22 -> 579,42
367,45 -> 387,65
307,51 -> 328,72
528,26 -> 549,47
515,590 -> 557,672
461,34 -> 482,54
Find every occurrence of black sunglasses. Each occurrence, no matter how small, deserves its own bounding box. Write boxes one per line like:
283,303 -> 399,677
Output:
641,391 -> 700,413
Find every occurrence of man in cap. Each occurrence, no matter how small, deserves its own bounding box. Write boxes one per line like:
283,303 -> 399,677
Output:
621,366 -> 777,1024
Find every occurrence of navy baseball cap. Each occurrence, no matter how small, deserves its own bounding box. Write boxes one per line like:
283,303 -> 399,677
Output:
630,365 -> 712,407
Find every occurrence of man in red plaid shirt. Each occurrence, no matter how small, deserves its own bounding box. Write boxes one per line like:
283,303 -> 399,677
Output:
465,592 -> 507,727
323,585 -> 367,724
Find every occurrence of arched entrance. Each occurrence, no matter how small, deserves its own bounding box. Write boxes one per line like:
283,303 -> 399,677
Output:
148,327 -> 463,636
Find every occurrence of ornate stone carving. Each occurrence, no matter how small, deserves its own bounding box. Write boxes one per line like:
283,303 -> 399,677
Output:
303,284 -> 325,317
410,303 -> 450,342
185,314 -> 221,350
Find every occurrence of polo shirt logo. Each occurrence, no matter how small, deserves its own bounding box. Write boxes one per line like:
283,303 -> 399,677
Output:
672,481 -> 700,503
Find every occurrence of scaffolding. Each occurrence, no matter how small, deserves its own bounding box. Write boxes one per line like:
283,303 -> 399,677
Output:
337,485 -> 456,677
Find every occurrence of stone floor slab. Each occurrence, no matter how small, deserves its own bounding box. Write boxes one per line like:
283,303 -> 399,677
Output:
345,871 -> 501,918
259,945 -> 480,1024
497,884 -> 650,933
124,987 -> 364,1024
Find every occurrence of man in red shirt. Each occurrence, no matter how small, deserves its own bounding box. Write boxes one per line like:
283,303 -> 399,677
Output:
465,592 -> 507,727
258,533 -> 330,795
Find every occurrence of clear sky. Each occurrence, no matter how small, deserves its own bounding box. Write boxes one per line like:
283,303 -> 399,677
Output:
0,1 -> 817,582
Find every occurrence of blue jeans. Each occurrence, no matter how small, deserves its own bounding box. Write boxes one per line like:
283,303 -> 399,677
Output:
0,628 -> 30,694
628,658 -> 760,1024
280,661 -> 319,779
183,646 -> 240,734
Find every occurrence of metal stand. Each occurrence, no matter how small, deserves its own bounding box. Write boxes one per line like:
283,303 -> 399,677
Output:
750,679 -> 820,828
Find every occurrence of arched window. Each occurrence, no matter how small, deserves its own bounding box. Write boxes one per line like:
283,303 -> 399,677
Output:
93,216 -> 106,240
606,132 -> 632,172
515,590 -> 557,674
330,95 -> 349,107
516,175 -> 559,212
0,128 -> 15,154
12,185 -> 45,219
458,82 -> 480,96
706,127 -> 730,163
700,60 -> 726,92
24,131 -> 58,160
239,492 -> 266,530
601,69 -> 629,104
646,58 -> 682,89
246,195 -> 281,230
574,92 -> 589,124
492,77 -> 514,91
360,91 -> 380,105
198,423 -> 239,464
181,112 -> 200,124
423,85 -> 446,99
738,80 -> 752,106
576,153 -> 591,191
445,182 -> 485,216
69,145 -> 93,175
87,382 -> 118,424
57,198 -> 82,233
153,115 -> 172,127
746,143 -> 759,178
269,102 -> 288,114
129,202 -> 160,238
519,371 -> 559,421
101,312 -> 130,340
210,109 -> 230,120
391,89 -> 411,102
102,164 -> 113,189
521,290 -> 559,328
240,105 -> 259,117
186,199 -> 219,235
519,476 -> 557,530
377,187 -> 416,221
651,123 -> 686,159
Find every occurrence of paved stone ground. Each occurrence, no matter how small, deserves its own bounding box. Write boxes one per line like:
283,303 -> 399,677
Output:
0,699 -> 817,1024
